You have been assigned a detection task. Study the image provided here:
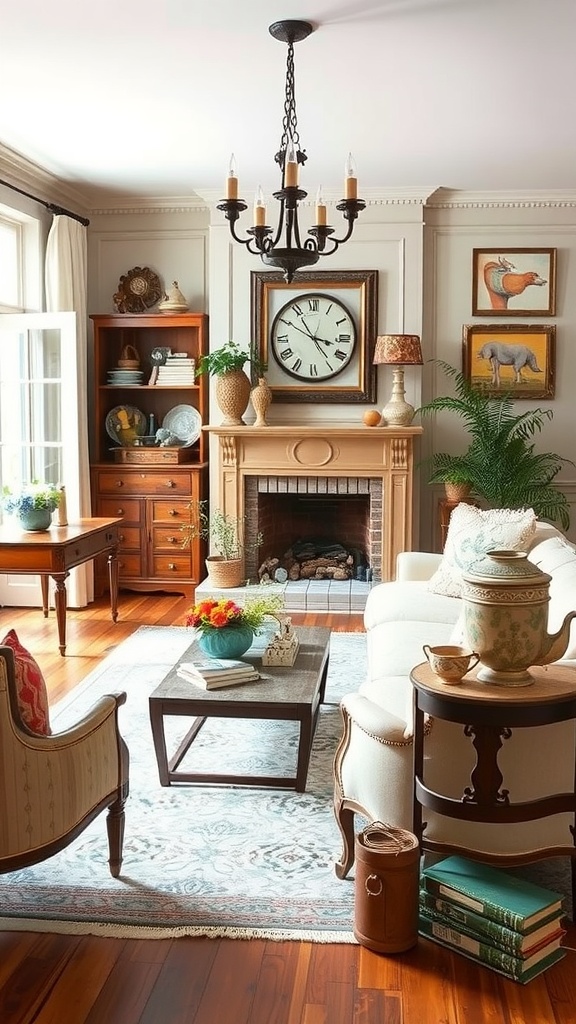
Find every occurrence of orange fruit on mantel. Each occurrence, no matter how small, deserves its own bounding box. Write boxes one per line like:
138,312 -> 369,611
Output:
363,409 -> 382,427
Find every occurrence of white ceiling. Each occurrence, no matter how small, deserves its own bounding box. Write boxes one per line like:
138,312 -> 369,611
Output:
1,0 -> 575,206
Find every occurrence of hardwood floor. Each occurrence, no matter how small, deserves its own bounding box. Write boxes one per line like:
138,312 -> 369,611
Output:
1,594 -> 575,1024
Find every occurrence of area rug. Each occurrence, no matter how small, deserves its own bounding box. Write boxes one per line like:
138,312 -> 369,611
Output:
0,626 -> 368,941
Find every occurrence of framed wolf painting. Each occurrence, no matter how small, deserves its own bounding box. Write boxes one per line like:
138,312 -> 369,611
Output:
462,324 -> 555,399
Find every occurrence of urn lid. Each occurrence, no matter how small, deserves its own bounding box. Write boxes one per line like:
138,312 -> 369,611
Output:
462,548 -> 551,587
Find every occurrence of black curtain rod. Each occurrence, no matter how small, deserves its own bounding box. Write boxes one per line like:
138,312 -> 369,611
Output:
0,178 -> 90,226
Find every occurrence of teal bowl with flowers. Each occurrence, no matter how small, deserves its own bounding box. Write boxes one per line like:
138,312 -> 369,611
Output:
197,625 -> 254,660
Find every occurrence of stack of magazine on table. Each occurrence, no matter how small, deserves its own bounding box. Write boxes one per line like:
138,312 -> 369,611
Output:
177,658 -> 261,690
419,855 -> 567,984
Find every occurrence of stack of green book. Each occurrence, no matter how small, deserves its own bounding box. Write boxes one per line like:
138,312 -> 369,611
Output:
419,855 -> 567,984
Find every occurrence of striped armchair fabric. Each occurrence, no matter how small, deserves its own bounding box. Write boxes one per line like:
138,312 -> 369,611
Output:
0,645 -> 129,877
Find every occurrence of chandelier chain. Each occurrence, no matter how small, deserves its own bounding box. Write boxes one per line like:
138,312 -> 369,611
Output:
279,42 -> 301,162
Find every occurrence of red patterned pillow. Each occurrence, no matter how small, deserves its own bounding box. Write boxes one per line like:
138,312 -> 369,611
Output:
1,629 -> 51,735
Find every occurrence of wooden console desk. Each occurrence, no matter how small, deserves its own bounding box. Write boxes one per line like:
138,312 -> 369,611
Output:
411,661 -> 576,907
0,518 -> 121,655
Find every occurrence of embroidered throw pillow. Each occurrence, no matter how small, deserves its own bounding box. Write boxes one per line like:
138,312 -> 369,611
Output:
1,629 -> 51,735
428,504 -> 537,599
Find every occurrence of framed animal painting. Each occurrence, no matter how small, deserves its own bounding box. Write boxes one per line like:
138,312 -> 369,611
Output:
472,248 -> 556,316
462,324 -> 556,399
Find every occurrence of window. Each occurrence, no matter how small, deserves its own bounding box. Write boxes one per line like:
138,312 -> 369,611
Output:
0,215 -> 22,309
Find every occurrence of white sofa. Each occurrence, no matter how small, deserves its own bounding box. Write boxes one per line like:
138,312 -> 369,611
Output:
333,517 -> 576,880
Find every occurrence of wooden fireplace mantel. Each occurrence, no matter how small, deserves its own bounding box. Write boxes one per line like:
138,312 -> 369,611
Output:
204,424 -> 422,582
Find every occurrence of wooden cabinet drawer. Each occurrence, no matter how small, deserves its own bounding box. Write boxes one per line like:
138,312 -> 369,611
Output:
97,497 -> 142,522
117,553 -> 142,577
152,500 -> 192,523
117,526 -> 141,550
152,555 -> 193,578
96,470 -> 196,497
153,526 -> 187,550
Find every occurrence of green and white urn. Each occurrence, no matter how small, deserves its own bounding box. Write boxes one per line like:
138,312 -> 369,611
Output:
461,549 -> 576,686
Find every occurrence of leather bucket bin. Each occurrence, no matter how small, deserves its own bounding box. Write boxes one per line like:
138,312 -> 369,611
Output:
353,822 -> 420,953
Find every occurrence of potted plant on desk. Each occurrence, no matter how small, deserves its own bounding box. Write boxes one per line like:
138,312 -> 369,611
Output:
182,500 -> 263,588
2,483 -> 61,532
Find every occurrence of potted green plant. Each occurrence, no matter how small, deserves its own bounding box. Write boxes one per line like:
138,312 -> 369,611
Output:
196,340 -> 252,425
182,500 -> 263,588
2,482 -> 61,532
417,361 -> 573,529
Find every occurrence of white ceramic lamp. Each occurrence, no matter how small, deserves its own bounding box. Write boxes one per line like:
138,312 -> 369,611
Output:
373,334 -> 423,426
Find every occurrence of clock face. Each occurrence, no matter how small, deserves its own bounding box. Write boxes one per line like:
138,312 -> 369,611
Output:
270,293 -> 357,381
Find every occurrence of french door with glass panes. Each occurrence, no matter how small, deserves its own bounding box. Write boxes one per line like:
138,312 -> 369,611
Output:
0,312 -> 78,606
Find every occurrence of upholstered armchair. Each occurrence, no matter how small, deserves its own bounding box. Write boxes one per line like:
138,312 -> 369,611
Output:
0,644 -> 129,877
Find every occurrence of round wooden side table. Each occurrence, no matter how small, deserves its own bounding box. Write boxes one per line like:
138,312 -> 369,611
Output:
410,661 -> 576,908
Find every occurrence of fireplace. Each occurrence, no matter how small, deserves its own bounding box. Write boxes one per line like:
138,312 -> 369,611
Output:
244,476 -> 382,582
205,425 -> 422,584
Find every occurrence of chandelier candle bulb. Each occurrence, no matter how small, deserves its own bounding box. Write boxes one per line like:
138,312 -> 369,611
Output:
345,152 -> 358,200
226,153 -> 238,200
315,186 -> 327,226
285,143 -> 299,187
254,186 -> 266,227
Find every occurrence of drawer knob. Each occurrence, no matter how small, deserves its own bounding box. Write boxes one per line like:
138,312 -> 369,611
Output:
168,536 -> 177,544
168,562 -> 176,571
116,508 -> 125,516
169,508 -> 178,517
166,480 -> 176,488
116,480 -> 124,487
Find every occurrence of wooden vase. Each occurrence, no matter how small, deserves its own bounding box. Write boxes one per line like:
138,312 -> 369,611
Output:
215,370 -> 252,426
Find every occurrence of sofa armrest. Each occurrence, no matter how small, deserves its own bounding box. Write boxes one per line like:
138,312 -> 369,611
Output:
396,551 -> 442,582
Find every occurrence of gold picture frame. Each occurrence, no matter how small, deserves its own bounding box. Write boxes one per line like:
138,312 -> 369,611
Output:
472,248 -> 556,316
250,269 -> 378,403
463,324 -> 556,399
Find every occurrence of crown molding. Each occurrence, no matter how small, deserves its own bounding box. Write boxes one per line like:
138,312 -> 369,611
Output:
0,142 -> 90,215
428,187 -> 576,209
197,185 -> 436,207
87,195 -> 210,216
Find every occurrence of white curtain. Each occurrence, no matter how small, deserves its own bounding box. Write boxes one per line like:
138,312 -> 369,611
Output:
45,215 -> 92,607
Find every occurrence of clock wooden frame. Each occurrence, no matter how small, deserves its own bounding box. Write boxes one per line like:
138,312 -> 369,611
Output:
250,269 -> 378,403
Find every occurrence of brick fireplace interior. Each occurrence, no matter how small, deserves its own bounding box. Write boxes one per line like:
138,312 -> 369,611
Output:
244,476 -> 383,583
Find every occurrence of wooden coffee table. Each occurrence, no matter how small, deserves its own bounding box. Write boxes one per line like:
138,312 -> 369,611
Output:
149,626 -> 330,791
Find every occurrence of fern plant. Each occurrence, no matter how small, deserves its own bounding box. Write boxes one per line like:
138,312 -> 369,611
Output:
417,361 -> 573,530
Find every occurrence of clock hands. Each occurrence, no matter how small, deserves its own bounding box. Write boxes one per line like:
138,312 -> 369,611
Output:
281,316 -> 335,347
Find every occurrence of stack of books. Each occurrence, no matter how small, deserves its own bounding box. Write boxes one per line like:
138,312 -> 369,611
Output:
156,352 -> 196,385
419,855 -> 566,983
177,657 -> 261,690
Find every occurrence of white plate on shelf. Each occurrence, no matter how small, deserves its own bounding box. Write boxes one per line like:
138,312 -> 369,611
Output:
162,405 -> 202,447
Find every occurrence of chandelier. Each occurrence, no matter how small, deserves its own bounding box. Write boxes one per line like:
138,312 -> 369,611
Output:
217,20 -> 366,284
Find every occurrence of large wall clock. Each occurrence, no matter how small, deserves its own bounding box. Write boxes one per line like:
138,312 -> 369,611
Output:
251,269 -> 378,403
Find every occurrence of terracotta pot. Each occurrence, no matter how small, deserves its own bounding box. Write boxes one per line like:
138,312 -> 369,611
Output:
444,481 -> 472,502
215,370 -> 252,425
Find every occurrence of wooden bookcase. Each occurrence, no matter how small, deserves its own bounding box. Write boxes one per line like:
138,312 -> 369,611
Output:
89,313 -> 209,595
